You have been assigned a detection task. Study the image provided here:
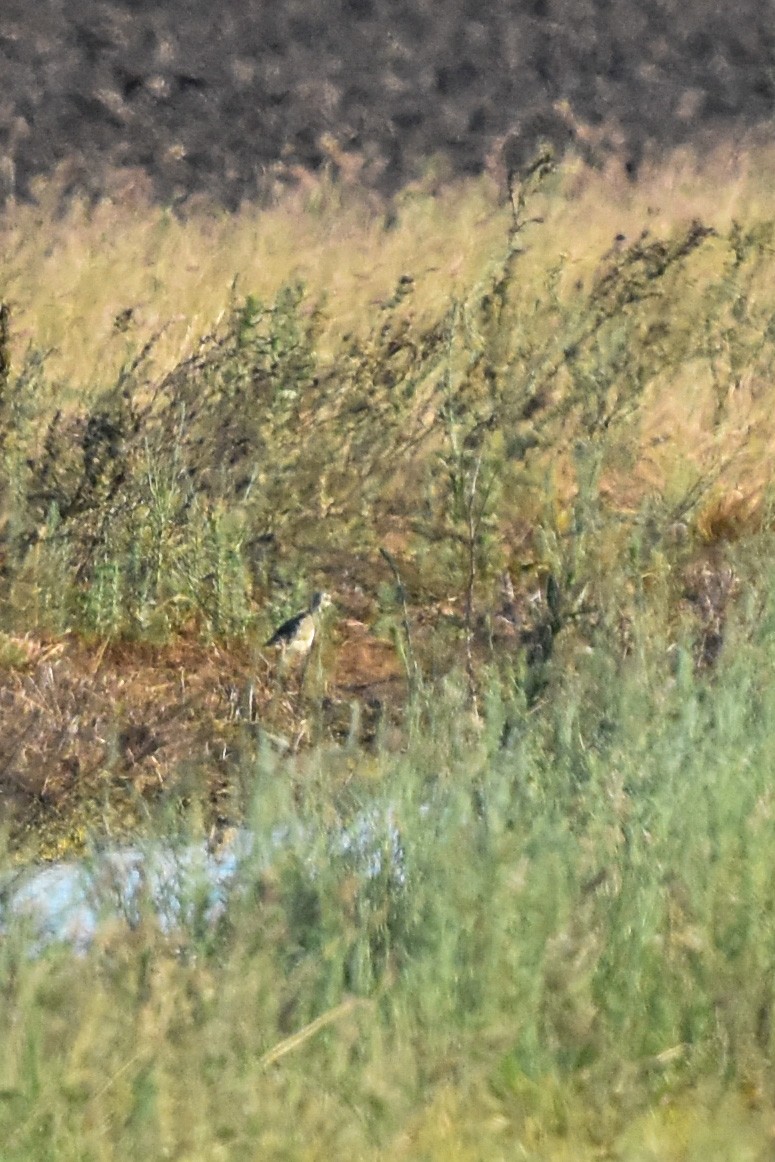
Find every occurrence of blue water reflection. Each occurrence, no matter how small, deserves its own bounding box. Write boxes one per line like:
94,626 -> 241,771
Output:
0,807 -> 406,954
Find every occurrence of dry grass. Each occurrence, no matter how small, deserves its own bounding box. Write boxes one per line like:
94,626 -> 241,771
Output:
3,145 -> 775,534
3,139 -> 772,379
1,172 -> 506,393
0,616 -> 411,857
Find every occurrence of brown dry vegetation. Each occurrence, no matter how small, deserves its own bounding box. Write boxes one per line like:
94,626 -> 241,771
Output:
0,623 -> 407,857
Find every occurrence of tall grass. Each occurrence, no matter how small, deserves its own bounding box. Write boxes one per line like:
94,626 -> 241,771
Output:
1,167 -> 770,646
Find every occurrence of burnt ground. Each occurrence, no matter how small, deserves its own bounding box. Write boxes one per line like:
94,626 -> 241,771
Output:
1,0 -> 775,208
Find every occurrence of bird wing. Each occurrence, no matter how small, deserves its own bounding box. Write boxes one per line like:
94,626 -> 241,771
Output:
265,610 -> 305,647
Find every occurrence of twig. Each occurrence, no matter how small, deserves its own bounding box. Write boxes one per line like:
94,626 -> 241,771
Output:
260,997 -> 368,1069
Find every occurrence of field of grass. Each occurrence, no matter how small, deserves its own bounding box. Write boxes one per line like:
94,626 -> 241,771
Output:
3,142 -> 775,1156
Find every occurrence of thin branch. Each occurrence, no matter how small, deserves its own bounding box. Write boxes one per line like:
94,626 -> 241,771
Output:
260,997 -> 369,1069
463,450 -> 484,718
379,547 -> 420,697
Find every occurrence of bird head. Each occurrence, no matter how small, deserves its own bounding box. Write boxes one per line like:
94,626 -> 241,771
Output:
310,591 -> 332,613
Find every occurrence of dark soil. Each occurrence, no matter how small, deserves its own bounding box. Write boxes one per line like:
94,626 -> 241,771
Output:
2,0 -> 774,208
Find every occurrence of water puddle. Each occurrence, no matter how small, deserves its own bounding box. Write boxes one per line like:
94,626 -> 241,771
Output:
0,807 -> 406,954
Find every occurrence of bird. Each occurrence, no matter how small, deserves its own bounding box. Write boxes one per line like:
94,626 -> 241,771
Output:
265,591 -> 332,664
